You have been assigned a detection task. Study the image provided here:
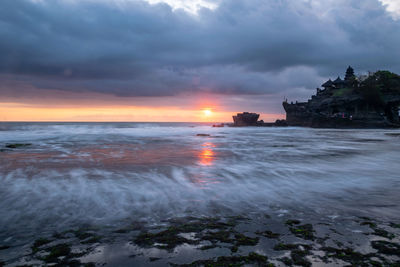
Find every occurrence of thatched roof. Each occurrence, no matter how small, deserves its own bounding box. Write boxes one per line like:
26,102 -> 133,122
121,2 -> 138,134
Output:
322,79 -> 334,87
333,76 -> 345,84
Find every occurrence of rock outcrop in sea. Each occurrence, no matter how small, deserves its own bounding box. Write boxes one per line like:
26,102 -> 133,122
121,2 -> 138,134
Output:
283,67 -> 400,128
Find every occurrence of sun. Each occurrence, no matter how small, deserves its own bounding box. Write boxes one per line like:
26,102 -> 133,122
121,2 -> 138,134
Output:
203,108 -> 212,117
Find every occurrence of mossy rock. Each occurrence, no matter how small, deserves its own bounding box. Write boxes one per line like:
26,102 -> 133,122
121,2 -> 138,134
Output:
289,224 -> 315,240
274,243 -> 311,251
390,222 -> 400,229
285,220 -> 301,226
321,246 -> 380,265
372,228 -> 395,239
72,229 -> 97,240
203,231 -> 233,244
371,241 -> 400,256
32,238 -> 52,253
361,221 -> 377,228
200,244 -> 218,250
256,230 -> 280,239
44,244 -> 71,263
135,229 -> 193,250
291,249 -> 311,267
278,257 -> 293,265
274,243 -> 299,251
361,221 -> 395,239
5,143 -> 31,149
233,233 -> 259,246
171,252 -> 272,267
134,218 -> 241,251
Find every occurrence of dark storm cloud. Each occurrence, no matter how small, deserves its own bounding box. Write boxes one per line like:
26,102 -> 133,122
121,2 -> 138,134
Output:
0,0 -> 400,99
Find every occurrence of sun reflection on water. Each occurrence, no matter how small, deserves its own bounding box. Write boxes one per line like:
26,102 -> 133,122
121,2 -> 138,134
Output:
198,142 -> 216,166
189,141 -> 221,188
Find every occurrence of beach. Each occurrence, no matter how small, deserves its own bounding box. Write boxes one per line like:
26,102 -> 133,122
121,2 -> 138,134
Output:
0,122 -> 400,266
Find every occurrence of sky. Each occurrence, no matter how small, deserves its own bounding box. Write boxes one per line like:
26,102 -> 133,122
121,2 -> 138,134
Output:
1,0 -> 400,122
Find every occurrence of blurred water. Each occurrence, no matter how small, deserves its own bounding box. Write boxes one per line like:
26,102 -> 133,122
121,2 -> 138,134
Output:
1,122 -> 400,242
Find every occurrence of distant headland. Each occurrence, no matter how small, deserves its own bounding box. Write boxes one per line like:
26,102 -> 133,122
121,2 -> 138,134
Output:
221,67 -> 400,128
283,66 -> 400,128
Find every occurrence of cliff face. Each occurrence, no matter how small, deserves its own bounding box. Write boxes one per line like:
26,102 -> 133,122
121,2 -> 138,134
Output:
232,112 -> 260,126
283,69 -> 400,128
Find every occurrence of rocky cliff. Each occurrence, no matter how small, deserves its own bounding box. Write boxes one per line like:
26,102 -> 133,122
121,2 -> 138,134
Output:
283,68 -> 400,128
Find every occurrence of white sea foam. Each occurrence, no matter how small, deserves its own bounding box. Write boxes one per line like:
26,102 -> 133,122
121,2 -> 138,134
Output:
0,123 -> 400,239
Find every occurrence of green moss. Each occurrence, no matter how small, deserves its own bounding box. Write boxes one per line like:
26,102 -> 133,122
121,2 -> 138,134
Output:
44,244 -> 71,263
371,241 -> 400,256
291,249 -> 311,267
321,246 -> 379,265
361,221 -> 395,239
233,233 -> 259,246
274,243 -> 299,251
203,230 -> 233,243
273,243 -> 311,267
278,257 -> 293,265
171,252 -> 271,267
73,229 -> 95,240
390,223 -> 400,229
135,229 -> 193,250
288,224 -> 315,240
247,252 -> 268,262
200,244 -> 218,250
31,238 -> 52,253
361,221 -> 377,228
372,228 -> 395,239
256,230 -> 280,239
285,220 -> 301,226
134,217 -> 244,251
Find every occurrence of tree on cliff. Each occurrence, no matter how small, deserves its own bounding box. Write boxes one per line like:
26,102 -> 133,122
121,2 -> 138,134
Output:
358,70 -> 400,108
362,71 -> 400,92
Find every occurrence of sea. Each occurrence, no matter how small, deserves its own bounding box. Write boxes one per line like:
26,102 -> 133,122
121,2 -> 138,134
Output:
1,122 -> 400,265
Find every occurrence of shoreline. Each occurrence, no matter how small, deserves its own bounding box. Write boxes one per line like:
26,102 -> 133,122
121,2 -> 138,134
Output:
1,211 -> 399,266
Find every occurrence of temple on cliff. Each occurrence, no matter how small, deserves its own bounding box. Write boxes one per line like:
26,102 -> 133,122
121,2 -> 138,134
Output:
283,66 -> 400,128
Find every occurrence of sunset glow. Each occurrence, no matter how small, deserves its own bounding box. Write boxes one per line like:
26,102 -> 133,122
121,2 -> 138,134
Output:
0,101 -> 285,122
202,108 -> 213,117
